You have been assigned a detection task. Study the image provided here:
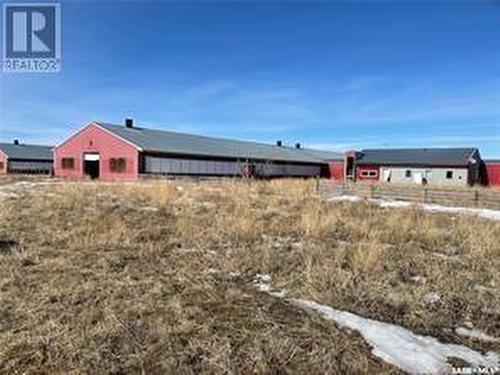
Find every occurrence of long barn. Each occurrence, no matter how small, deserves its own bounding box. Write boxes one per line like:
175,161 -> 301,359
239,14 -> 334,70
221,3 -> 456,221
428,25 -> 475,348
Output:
54,120 -> 342,180
0,141 -> 53,175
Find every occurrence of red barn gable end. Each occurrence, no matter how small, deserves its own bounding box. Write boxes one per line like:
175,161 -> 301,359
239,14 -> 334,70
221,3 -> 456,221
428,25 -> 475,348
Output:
54,122 -> 139,180
485,161 -> 500,187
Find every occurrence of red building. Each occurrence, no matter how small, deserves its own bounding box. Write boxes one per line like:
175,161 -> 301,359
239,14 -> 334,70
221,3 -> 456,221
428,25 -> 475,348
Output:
328,160 -> 344,182
484,160 -> 500,187
54,120 -> 342,180
55,122 -> 139,180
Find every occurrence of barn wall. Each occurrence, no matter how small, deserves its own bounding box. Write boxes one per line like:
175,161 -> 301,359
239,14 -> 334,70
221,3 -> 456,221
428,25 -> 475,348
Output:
8,160 -> 53,174
54,123 -> 139,180
144,155 -> 322,177
485,162 -> 500,187
328,160 -> 344,181
0,153 -> 6,175
356,164 -> 380,182
379,166 -> 468,186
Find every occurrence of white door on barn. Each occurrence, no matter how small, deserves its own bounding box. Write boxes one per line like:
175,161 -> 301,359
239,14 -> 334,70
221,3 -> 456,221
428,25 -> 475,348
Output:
382,169 -> 392,182
413,172 -> 423,184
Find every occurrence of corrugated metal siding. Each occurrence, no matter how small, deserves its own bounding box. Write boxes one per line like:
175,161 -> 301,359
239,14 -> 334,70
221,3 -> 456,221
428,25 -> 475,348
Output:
8,160 -> 53,173
145,157 -> 241,175
144,156 -> 321,177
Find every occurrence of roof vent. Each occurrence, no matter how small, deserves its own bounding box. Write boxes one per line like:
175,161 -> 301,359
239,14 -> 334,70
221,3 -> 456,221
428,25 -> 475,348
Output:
295,143 -> 301,149
125,118 -> 133,128
13,139 -> 19,145
276,140 -> 282,147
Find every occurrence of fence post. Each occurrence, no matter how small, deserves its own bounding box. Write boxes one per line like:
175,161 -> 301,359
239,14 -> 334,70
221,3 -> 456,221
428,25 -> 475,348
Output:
423,187 -> 428,204
475,189 -> 479,207
370,184 -> 375,199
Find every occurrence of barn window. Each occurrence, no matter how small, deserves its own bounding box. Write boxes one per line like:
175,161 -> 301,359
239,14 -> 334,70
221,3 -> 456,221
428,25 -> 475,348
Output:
360,170 -> 378,178
0,162 -> 3,170
405,170 -> 412,178
61,158 -> 75,170
110,158 -> 127,173
446,171 -> 453,179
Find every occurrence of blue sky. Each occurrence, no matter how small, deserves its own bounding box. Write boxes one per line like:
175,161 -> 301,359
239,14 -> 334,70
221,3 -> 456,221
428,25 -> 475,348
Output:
1,1 -> 500,157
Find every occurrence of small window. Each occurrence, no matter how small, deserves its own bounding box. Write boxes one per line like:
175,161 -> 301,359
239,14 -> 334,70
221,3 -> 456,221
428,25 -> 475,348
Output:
110,158 -> 127,173
446,171 -> 453,179
0,162 -> 4,170
360,170 -> 378,178
61,158 -> 75,170
405,170 -> 412,178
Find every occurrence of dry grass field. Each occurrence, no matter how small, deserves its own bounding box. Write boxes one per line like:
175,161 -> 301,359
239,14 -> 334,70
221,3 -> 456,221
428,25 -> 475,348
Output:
0,179 -> 498,373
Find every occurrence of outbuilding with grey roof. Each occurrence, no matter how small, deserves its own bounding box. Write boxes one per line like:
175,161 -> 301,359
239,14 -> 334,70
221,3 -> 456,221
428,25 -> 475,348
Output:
0,141 -> 53,175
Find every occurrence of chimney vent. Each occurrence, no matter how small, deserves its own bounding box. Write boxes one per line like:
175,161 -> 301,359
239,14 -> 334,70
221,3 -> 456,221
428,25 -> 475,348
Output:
125,118 -> 133,128
295,143 -> 301,149
13,139 -> 19,145
276,140 -> 282,147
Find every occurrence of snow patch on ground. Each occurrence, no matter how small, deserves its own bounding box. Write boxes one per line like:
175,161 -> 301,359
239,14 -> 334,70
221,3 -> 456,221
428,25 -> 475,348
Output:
293,299 -> 499,374
327,195 -> 363,203
455,327 -> 499,343
409,275 -> 427,284
422,292 -> 441,306
253,274 -> 285,298
255,274 -> 499,374
327,195 -> 500,222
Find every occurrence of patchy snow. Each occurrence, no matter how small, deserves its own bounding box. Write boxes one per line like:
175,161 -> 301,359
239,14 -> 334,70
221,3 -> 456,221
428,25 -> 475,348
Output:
256,274 -> 271,283
0,191 -> 19,199
137,206 -> 159,212
327,195 -> 363,203
423,292 -> 441,305
409,275 -> 427,284
205,268 -> 220,276
253,274 -> 285,298
255,275 -> 499,374
455,327 -> 499,343
327,195 -> 500,222
293,298 -> 499,374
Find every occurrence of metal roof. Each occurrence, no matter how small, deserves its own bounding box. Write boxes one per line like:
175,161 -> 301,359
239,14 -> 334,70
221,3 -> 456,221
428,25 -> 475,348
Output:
97,122 -> 343,164
0,143 -> 53,160
356,148 -> 479,166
